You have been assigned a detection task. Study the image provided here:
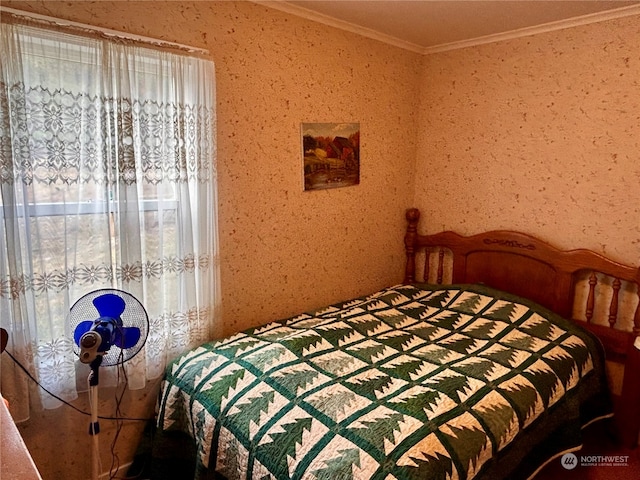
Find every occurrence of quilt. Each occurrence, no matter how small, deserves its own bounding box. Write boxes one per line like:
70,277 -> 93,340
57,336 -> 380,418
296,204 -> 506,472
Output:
157,284 -> 611,480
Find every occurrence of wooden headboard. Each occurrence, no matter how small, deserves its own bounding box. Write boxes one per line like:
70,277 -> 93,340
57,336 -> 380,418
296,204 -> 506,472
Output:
403,207 -> 640,447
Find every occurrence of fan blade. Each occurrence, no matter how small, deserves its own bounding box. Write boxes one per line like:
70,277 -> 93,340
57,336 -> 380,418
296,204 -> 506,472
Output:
73,321 -> 95,346
93,293 -> 126,320
113,327 -> 141,349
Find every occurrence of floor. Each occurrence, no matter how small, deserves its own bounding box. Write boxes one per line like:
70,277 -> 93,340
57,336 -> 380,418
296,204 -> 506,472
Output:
535,421 -> 640,480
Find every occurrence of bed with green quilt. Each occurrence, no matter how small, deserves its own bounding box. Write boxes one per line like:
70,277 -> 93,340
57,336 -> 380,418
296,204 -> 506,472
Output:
155,209 -> 640,480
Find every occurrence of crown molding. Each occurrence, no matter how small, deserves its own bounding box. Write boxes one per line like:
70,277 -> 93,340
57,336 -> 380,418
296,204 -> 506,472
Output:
423,3 -> 640,54
254,1 -> 425,54
256,1 -> 640,56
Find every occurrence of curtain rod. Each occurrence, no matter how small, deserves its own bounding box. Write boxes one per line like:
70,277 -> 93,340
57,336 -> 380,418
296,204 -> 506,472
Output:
0,7 -> 210,55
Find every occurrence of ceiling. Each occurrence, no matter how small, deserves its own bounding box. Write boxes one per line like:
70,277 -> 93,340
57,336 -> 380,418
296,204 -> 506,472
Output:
258,1 -> 640,53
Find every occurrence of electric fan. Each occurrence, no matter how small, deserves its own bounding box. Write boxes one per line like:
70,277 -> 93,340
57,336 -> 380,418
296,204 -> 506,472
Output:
69,289 -> 149,480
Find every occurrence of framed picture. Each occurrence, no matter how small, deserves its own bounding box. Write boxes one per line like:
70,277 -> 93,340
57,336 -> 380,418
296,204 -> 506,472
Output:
302,122 -> 360,191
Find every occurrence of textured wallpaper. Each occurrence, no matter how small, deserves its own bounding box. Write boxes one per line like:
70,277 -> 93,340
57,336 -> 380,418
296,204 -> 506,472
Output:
416,16 -> 640,265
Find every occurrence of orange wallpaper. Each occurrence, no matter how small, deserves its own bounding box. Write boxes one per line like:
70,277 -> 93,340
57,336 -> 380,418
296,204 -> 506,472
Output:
416,16 -> 640,264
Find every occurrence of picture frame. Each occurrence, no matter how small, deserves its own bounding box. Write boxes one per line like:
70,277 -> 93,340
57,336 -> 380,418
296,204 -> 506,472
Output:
302,122 -> 360,191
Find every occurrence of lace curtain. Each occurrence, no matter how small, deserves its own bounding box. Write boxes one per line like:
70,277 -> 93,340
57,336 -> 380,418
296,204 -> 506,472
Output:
0,18 -> 220,421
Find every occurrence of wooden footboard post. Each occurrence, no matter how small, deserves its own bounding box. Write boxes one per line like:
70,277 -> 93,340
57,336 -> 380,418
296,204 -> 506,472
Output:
404,208 -> 420,284
619,335 -> 640,448
616,274 -> 640,448
634,276 -> 640,337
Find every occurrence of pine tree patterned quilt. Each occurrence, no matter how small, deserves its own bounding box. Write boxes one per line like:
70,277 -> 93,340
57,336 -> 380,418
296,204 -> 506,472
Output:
157,284 -> 611,480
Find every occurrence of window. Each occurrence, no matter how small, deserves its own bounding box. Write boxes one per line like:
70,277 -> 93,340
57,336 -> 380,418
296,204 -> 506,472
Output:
0,16 -> 220,420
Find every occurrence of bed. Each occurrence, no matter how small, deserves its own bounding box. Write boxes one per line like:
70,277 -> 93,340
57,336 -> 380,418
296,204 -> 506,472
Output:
154,208 -> 640,480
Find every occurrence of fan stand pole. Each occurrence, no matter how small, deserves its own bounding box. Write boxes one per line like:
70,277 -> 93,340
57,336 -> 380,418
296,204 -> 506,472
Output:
89,356 -> 103,480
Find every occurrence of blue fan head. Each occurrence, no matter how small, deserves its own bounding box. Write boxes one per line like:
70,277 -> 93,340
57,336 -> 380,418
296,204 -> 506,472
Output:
73,293 -> 141,352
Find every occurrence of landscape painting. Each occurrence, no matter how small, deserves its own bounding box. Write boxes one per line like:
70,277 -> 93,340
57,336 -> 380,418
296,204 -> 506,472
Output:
302,122 -> 360,191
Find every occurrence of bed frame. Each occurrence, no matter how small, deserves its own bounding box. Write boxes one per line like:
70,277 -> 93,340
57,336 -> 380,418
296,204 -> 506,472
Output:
403,207 -> 640,448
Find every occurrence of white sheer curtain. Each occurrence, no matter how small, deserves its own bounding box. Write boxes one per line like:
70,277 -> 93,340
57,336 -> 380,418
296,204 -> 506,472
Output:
0,17 -> 221,421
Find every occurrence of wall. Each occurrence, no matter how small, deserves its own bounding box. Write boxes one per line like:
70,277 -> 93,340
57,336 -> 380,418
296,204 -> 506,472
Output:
2,1 -> 420,479
416,16 -> 640,265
